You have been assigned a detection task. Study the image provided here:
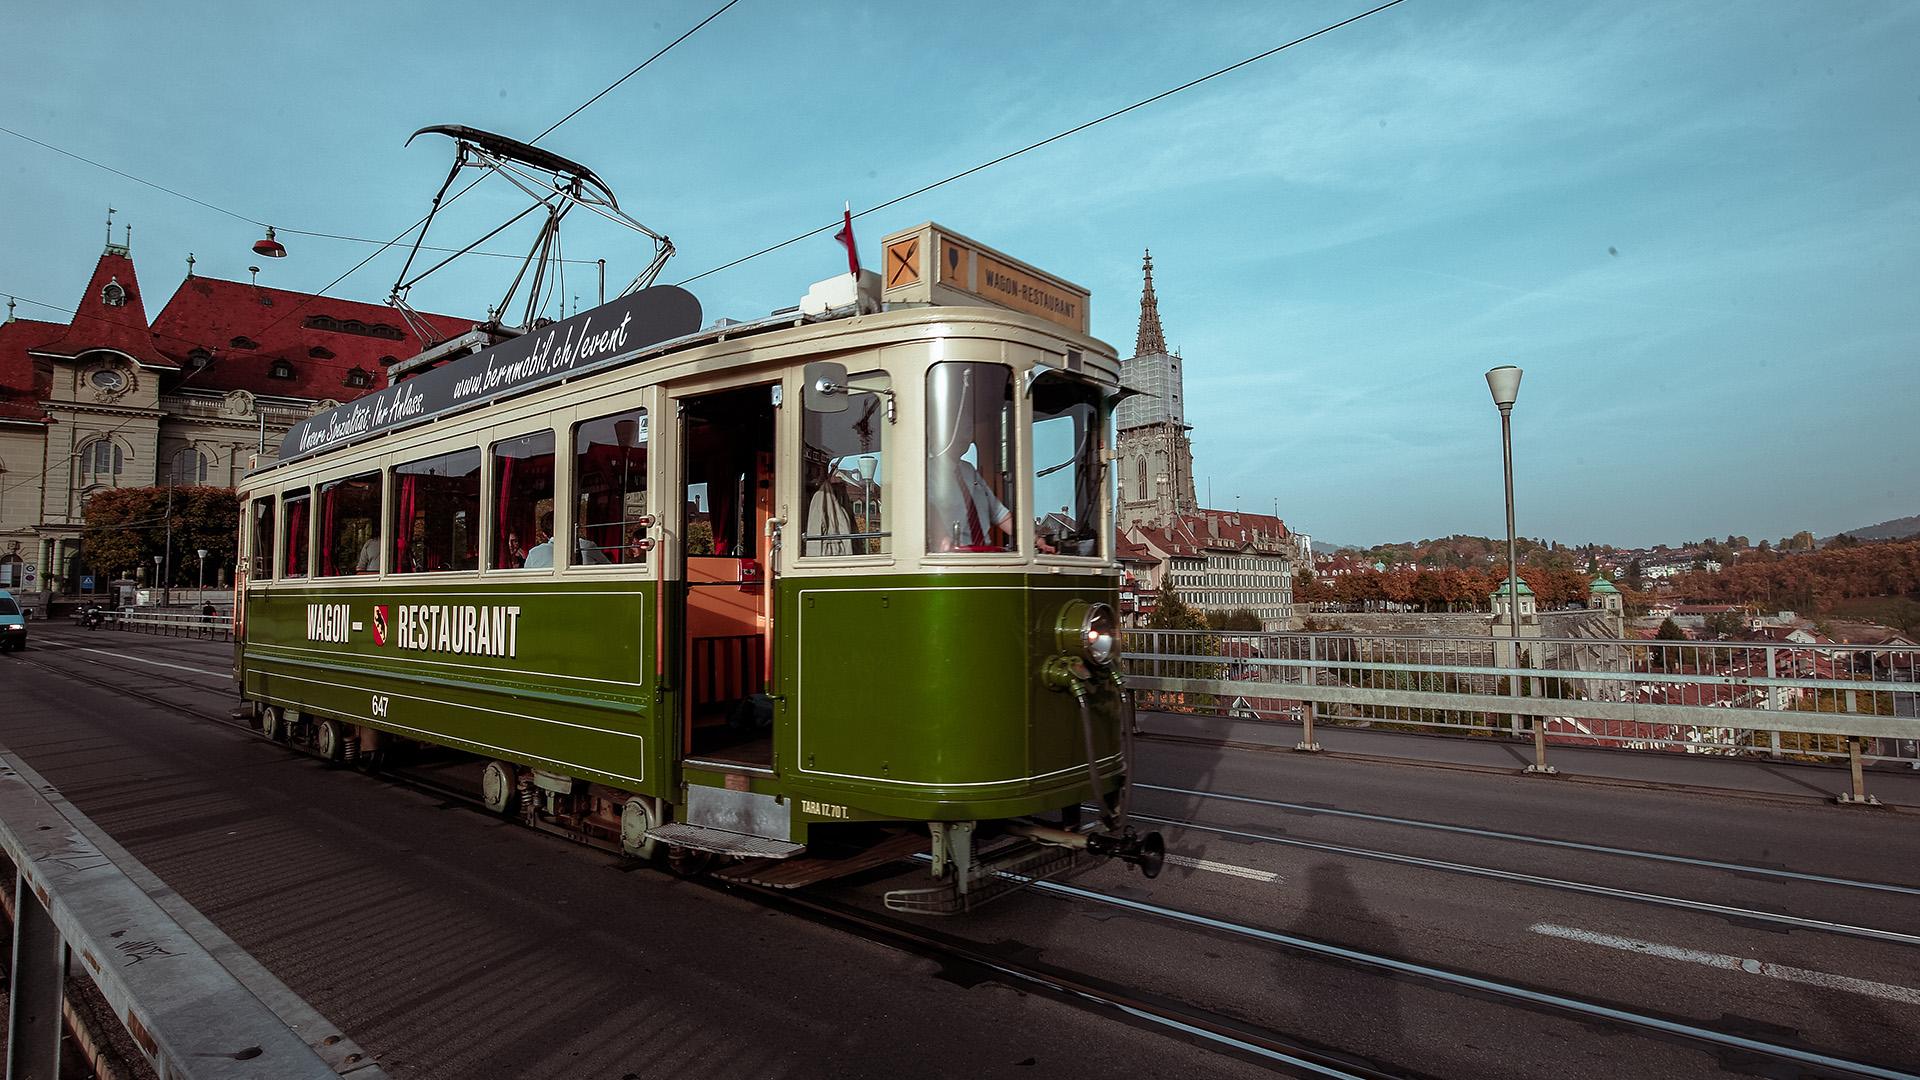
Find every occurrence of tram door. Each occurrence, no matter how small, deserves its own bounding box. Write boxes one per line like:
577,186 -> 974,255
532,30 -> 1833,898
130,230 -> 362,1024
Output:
676,385 -> 779,769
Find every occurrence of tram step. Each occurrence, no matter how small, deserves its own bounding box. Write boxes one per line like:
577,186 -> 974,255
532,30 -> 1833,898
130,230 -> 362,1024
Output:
646,822 -> 805,859
712,829 -> 930,889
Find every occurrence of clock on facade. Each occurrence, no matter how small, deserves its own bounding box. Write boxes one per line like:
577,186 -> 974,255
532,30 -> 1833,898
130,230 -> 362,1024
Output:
90,369 -> 125,390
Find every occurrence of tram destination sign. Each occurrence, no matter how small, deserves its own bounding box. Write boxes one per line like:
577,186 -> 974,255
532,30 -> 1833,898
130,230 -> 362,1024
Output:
277,286 -> 702,466
879,222 -> 1089,334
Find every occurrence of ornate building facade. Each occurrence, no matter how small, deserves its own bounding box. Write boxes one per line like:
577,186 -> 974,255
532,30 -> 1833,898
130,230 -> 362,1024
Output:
0,228 -> 469,596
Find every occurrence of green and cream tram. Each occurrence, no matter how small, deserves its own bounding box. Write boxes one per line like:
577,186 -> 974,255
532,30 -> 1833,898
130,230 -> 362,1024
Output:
234,223 -> 1160,911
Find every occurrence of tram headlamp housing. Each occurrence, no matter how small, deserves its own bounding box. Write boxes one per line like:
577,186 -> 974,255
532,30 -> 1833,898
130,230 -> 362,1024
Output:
1053,600 -> 1119,668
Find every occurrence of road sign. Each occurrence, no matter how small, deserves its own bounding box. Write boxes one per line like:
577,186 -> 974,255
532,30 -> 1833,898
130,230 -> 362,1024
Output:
81,575 -> 96,591
23,562 -> 36,585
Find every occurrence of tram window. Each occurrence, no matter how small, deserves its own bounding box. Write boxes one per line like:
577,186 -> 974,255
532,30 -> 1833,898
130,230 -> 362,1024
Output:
392,448 -> 481,574
491,430 -> 556,569
282,488 -> 311,579
572,409 -> 647,566
1031,373 -> 1106,557
250,496 -> 275,580
318,472 -> 383,576
925,362 -> 1016,553
802,372 -> 888,556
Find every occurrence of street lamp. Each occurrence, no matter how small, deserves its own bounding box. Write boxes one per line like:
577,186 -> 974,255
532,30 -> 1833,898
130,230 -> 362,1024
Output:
197,548 -> 209,592
152,555 -> 162,599
1485,366 -> 1552,775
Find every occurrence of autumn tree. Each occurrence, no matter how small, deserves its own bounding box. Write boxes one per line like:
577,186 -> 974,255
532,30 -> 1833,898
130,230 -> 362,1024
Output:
81,487 -> 240,588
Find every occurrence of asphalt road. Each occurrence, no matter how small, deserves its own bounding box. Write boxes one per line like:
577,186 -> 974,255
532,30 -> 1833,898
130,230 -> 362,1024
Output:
3,626 -> 1917,1079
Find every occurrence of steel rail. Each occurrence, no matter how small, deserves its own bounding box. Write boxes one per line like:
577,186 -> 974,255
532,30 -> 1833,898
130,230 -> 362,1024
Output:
18,638 -> 1915,1076
8,645 -> 1402,1077
1027,878 -> 1920,1080
723,881 -> 1411,1080
1135,783 -> 1920,898
1125,811 -> 1920,947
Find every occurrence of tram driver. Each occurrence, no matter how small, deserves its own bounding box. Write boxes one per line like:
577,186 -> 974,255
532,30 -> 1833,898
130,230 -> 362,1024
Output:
926,363 -> 1016,553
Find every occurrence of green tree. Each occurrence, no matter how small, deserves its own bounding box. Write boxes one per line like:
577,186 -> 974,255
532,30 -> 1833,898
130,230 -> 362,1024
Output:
1147,585 -> 1208,631
1702,610 -> 1745,638
1655,616 -> 1687,640
1221,607 -> 1263,631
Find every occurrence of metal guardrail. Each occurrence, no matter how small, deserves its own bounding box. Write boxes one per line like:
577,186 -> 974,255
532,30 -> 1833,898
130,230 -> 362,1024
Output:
80,609 -> 234,643
1122,629 -> 1920,798
0,746 -> 377,1080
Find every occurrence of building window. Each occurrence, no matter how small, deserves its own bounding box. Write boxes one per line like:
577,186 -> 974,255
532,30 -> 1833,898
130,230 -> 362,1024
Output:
1136,457 -> 1148,500
309,346 -> 335,360
269,360 -> 294,379
81,439 -> 123,481
230,336 -> 260,350
344,367 -> 372,389
187,348 -> 212,370
170,449 -> 210,485
101,279 -> 126,307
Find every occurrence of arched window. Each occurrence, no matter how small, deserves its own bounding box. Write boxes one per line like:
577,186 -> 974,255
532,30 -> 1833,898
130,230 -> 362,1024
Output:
101,278 -> 126,307
169,448 -> 211,486
1135,457 -> 1148,500
81,439 -> 123,481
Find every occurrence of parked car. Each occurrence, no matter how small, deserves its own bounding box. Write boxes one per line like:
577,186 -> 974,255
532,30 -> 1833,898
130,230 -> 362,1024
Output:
0,589 -> 25,652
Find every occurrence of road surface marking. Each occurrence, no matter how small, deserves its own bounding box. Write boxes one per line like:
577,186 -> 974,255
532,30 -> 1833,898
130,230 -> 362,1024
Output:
1531,923 -> 1920,1005
75,648 -> 227,679
1163,854 -> 1279,882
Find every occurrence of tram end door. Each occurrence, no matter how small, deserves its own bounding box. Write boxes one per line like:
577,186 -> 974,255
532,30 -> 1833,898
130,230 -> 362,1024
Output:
676,384 -> 780,772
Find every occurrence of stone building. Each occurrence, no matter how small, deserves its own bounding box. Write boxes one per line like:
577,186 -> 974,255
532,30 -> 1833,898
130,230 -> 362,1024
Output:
0,229 -> 469,596
1125,510 -> 1297,630
1110,252 -> 1298,629
1113,252 -> 1196,531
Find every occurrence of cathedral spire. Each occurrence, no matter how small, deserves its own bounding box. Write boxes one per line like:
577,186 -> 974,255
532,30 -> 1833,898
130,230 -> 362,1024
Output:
1135,249 -> 1166,357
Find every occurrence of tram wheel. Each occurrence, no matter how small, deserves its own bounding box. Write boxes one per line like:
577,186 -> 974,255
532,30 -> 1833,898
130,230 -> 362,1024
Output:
316,719 -> 346,762
261,706 -> 289,742
619,797 -> 661,861
481,760 -> 519,816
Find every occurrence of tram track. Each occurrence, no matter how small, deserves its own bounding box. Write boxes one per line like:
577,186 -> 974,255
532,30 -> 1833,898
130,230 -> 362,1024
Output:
1125,809 -> 1920,947
13,639 -> 1919,1078
1008,875 -> 1919,1080
1137,783 -> 1920,898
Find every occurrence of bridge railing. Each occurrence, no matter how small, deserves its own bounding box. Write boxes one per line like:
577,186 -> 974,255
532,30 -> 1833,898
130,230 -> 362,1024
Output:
0,747 -> 381,1079
84,608 -> 234,642
1122,629 -> 1920,777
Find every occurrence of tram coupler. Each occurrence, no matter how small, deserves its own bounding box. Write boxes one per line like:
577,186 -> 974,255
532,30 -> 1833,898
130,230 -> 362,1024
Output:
1004,821 -> 1165,879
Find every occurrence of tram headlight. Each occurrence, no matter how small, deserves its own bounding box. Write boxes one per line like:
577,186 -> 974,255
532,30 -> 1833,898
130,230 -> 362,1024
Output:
1054,601 -> 1119,668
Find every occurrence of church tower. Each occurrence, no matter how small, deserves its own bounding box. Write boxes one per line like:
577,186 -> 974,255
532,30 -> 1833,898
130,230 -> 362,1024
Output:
1114,251 -> 1196,529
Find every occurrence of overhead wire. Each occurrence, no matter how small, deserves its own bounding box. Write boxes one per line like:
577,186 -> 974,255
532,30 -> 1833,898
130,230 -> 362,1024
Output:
675,0 -> 1410,286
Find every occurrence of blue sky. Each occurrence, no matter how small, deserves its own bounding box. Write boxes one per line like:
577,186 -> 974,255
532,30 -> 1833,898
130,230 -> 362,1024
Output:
4,1 -> 1913,549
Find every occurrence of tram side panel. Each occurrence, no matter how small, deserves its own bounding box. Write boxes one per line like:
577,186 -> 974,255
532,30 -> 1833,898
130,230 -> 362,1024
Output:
780,573 -> 1123,825
241,579 -> 665,795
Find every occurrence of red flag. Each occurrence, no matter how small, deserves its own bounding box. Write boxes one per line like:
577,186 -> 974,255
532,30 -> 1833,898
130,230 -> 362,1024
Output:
833,202 -> 860,277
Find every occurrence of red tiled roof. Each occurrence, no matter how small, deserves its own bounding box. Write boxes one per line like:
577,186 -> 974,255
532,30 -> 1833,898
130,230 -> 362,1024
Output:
1129,509 -> 1292,559
27,251 -> 172,368
0,318 -> 60,421
1114,533 -> 1160,565
149,276 -> 472,402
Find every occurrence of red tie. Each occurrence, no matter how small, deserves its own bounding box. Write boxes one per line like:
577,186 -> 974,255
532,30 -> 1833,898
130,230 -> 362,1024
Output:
959,465 -> 984,546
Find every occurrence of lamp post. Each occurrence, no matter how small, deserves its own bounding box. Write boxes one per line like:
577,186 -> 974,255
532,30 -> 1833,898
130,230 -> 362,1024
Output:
152,555 -> 162,600
197,548 -> 209,592
1486,366 -> 1553,775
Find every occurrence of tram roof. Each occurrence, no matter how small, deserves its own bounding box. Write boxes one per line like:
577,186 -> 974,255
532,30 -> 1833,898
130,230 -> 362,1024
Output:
249,291 -> 1114,480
